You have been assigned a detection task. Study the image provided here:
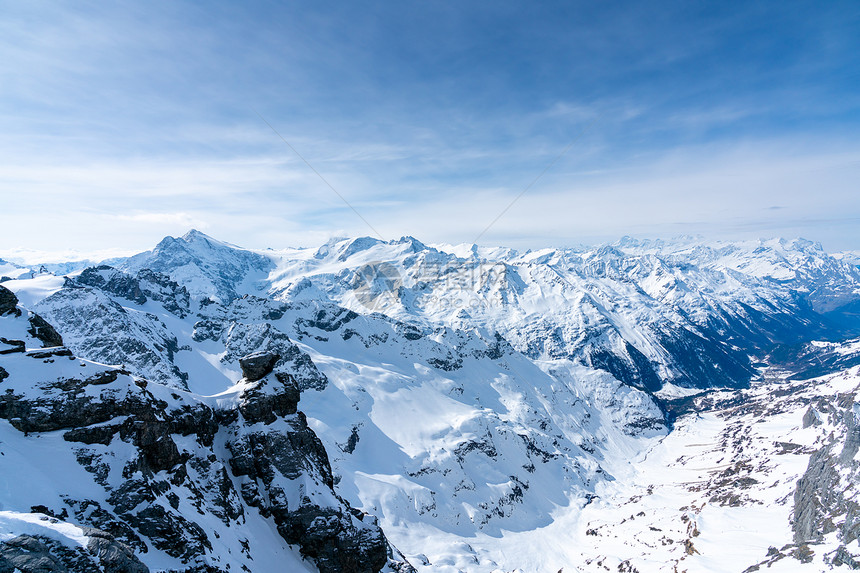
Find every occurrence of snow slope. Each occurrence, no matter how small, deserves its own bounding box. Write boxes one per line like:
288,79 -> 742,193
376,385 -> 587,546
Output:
4,231 -> 860,571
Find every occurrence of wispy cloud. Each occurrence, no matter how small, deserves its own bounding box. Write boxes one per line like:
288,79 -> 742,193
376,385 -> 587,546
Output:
1,1 -> 859,255
112,212 -> 210,228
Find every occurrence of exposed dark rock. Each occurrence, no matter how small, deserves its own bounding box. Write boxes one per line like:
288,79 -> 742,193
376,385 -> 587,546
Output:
296,307 -> 358,333
282,506 -> 388,573
123,504 -> 211,561
0,371 -> 126,434
85,528 -> 150,573
239,350 -> 280,381
0,534 -> 74,572
341,426 -> 360,454
26,347 -> 73,359
223,323 -> 328,391
135,269 -> 190,318
426,353 -> 463,372
76,266 -> 147,305
0,285 -> 19,316
0,529 -> 148,573
225,412 -> 393,573
238,372 -> 300,424
793,397 -> 860,548
0,337 -> 25,354
34,287 -> 189,389
1,357 -> 403,573
27,313 -> 64,348
802,406 -> 822,428
0,289 -> 410,573
833,545 -> 860,569
64,424 -> 119,445
191,319 -> 223,342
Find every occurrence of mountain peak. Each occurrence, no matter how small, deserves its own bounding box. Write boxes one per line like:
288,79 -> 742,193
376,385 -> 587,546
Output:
181,229 -> 212,242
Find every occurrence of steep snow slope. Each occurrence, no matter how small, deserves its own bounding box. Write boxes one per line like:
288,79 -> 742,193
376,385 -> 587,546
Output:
120,229 -> 274,303
0,285 -> 413,573
266,234 -> 860,392
4,234 -> 673,571
20,272 -> 668,563
4,231 -> 860,572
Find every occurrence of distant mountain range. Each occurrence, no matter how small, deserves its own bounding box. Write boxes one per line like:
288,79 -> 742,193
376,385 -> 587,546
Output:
2,230 -> 860,572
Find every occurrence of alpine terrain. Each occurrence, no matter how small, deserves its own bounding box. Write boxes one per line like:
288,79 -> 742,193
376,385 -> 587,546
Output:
2,230 -> 860,572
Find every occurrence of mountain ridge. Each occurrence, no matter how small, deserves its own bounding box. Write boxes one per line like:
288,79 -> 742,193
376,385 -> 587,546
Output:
3,230 -> 860,571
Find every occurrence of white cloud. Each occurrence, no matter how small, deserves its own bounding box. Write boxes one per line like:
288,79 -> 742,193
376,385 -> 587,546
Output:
112,212 -> 210,229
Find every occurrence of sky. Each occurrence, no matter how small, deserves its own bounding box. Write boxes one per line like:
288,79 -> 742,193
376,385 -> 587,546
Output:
1,0 -> 860,262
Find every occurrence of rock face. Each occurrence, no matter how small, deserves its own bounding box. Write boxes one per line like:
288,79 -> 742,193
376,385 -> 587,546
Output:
26,312 -> 64,347
239,350 -> 280,381
0,285 -> 18,315
0,530 -> 149,573
0,296 -> 411,573
225,408 -> 388,573
793,394 -> 860,548
35,287 -> 187,389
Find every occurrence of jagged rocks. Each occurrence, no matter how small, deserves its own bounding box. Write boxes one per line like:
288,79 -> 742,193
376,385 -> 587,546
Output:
793,395 -> 860,547
802,405 -> 822,428
27,312 -> 64,347
0,285 -> 19,316
1,302 -> 408,573
85,528 -> 150,573
74,266 -> 191,318
238,372 -> 300,424
0,338 -> 24,354
284,507 -> 389,573
0,528 -> 148,573
76,266 -> 147,305
35,287 -> 189,389
224,322 -> 328,391
0,370 -> 125,433
239,350 -> 279,381
832,545 -> 860,569
225,415 -> 391,573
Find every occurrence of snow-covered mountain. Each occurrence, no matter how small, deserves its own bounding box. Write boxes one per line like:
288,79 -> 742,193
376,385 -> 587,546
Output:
0,284 -> 411,572
3,230 -> 860,572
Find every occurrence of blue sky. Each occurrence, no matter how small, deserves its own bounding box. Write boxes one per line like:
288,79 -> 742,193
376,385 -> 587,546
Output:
1,0 -> 859,260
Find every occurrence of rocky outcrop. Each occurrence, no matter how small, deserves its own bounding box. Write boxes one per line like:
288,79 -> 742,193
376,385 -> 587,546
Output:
0,296 -> 410,573
0,529 -> 148,573
802,405 -> 822,428
239,350 -> 279,381
0,285 -> 19,316
793,392 -> 860,555
35,287 -> 188,389
225,414 -> 390,573
237,372 -> 299,423
27,312 -> 64,347
74,266 -> 191,318
76,266 -> 147,305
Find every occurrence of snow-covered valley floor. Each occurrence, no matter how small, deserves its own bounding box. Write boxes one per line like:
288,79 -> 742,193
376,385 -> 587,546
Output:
380,369 -> 860,573
571,371 -> 859,573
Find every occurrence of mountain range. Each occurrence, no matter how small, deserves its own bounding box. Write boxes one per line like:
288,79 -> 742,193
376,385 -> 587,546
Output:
2,230 -> 860,572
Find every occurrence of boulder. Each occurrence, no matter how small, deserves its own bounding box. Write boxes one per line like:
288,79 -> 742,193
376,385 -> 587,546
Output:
239,351 -> 280,381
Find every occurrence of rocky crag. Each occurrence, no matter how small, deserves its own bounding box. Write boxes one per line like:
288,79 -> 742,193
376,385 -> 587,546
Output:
0,285 -> 413,573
